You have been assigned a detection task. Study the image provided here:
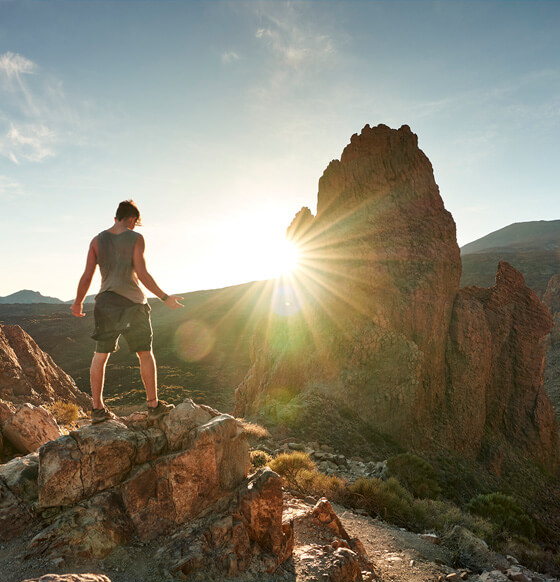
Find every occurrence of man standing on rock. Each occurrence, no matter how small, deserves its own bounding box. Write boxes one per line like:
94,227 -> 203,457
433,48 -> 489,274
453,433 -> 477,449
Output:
71,200 -> 184,424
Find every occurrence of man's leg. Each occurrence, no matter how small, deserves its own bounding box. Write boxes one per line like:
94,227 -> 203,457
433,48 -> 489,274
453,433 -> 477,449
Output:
137,350 -> 158,407
91,352 -> 111,409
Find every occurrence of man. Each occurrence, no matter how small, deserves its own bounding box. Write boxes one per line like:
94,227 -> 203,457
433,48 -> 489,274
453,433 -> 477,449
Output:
71,200 -> 183,424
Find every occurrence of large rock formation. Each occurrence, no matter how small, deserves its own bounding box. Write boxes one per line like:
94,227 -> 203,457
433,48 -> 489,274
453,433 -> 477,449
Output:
445,262 -> 557,469
235,124 -> 559,471
0,323 -> 90,409
0,399 -> 293,580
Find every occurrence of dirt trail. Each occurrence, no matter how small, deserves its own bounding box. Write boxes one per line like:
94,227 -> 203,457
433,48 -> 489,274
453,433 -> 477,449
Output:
335,504 -> 454,582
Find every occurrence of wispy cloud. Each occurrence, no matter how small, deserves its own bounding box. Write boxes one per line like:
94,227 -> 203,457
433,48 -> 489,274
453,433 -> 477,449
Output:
221,51 -> 240,64
5,123 -> 56,163
248,2 -> 340,117
254,6 -> 335,71
0,52 -> 36,78
0,51 -> 76,164
0,174 -> 23,199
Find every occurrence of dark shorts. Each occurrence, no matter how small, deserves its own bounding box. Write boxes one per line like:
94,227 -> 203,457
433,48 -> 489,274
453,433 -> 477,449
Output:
92,291 -> 152,353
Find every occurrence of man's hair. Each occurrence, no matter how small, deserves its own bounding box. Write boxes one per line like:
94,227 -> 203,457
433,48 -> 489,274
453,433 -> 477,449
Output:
115,200 -> 142,225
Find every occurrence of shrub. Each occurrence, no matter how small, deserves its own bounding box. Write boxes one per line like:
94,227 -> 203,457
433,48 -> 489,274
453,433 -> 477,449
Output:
387,452 -> 441,499
349,477 -> 414,526
236,419 -> 271,440
466,492 -> 536,540
412,498 -> 495,541
250,450 -> 272,469
268,451 -> 316,489
45,400 -> 80,425
297,469 -> 348,504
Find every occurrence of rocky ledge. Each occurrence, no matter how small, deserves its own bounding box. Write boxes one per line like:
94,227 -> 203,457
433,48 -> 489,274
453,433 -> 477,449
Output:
0,399 -> 298,581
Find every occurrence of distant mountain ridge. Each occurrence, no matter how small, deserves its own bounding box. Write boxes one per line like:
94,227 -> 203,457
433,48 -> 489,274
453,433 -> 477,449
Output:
0,290 -> 64,304
0,291 -> 96,305
460,219 -> 560,295
461,220 -> 560,255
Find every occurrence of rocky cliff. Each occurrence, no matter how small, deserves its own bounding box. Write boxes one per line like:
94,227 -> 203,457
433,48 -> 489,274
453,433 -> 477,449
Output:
0,323 -> 91,410
235,124 -> 559,472
445,262 -> 557,469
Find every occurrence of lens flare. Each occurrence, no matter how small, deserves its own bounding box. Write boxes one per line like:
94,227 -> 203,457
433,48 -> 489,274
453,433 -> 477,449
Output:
173,320 -> 215,362
272,284 -> 302,317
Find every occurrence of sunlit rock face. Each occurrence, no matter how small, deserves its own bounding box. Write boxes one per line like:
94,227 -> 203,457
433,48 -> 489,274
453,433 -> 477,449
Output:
235,124 -> 560,471
0,323 -> 91,410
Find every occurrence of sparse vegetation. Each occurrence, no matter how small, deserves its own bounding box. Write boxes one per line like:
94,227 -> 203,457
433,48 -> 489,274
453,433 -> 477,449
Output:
44,400 -> 80,425
466,492 -> 536,541
387,452 -> 441,499
250,449 -> 272,469
266,451 -> 560,575
268,451 -> 316,489
236,419 -> 271,440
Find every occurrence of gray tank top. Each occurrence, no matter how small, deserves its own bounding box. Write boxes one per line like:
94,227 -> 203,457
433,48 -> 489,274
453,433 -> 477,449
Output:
96,230 -> 146,304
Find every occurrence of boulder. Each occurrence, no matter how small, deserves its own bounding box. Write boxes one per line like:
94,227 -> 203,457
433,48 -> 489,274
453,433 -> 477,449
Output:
235,467 -> 293,565
158,399 -> 213,450
160,468 -> 294,579
0,451 -> 39,503
2,403 -> 62,454
0,398 -> 15,424
30,491 -> 133,560
0,477 -> 35,541
285,495 -> 375,581
38,420 -> 163,508
121,414 -> 248,540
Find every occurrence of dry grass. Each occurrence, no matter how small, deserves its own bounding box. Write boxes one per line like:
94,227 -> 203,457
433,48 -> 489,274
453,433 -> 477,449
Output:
44,400 -> 80,425
236,418 -> 271,440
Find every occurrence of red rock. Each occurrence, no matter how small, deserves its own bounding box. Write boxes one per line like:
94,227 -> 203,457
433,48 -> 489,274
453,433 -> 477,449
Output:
121,414 -> 249,540
0,324 -> 90,410
234,125 -> 560,470
30,491 -> 133,560
0,478 -> 35,541
445,262 -> 558,469
2,403 -> 62,453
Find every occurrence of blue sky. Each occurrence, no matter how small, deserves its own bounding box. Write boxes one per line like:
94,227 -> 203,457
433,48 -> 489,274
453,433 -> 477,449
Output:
1,0 -> 559,299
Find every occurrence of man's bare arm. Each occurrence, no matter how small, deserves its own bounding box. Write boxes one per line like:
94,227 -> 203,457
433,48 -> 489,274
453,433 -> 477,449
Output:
71,238 -> 98,317
133,235 -> 183,309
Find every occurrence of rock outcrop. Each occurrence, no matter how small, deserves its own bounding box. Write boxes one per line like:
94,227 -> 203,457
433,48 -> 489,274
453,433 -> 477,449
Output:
235,124 -> 559,472
0,323 -> 90,409
0,399 -> 293,580
543,274 -> 560,419
445,262 -> 557,468
3,403 -> 62,454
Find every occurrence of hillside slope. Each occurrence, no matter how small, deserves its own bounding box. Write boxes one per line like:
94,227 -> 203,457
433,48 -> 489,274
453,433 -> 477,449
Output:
0,280 -> 273,412
0,290 -> 64,304
460,220 -> 560,295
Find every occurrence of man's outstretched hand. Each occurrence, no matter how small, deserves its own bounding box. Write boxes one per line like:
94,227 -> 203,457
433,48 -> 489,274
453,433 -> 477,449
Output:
71,302 -> 86,317
164,295 -> 184,309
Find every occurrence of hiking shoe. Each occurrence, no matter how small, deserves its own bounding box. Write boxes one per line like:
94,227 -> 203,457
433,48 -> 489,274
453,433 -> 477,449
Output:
91,406 -> 115,424
147,400 -> 175,420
